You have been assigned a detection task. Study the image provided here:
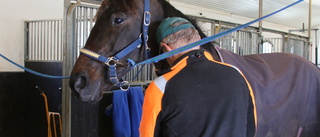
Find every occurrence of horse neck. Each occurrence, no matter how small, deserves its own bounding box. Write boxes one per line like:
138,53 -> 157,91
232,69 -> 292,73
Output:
160,0 -> 221,62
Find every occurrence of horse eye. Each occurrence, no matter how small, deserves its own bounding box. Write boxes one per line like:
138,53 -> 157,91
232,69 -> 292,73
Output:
113,18 -> 124,25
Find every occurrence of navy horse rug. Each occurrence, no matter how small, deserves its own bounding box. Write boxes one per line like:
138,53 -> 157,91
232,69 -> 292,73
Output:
217,48 -> 320,137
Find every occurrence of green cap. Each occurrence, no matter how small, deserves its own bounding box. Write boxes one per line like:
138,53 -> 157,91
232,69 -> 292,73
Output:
156,17 -> 195,45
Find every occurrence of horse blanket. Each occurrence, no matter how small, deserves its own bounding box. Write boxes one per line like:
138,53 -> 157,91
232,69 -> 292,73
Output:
216,47 -> 320,137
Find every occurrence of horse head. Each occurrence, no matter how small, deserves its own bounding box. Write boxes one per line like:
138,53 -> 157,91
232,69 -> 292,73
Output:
69,0 -> 164,102
69,0 -> 219,102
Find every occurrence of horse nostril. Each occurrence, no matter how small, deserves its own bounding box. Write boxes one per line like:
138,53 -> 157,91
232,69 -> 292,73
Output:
74,74 -> 87,91
70,73 -> 88,94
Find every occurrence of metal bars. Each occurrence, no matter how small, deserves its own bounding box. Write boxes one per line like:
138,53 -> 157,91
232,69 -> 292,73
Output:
73,6 -> 98,58
25,20 -> 63,61
195,18 -> 310,59
263,38 -> 283,53
216,27 -> 259,55
286,37 -> 309,59
123,64 -> 156,84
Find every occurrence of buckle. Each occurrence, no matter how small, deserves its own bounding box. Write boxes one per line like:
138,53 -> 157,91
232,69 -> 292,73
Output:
105,57 -> 118,66
144,11 -> 151,26
110,77 -> 130,91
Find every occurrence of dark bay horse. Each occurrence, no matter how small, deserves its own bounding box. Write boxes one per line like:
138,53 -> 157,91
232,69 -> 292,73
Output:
69,0 -> 320,136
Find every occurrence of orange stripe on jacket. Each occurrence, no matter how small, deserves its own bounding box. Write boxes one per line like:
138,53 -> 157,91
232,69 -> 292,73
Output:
139,82 -> 164,137
139,57 -> 188,137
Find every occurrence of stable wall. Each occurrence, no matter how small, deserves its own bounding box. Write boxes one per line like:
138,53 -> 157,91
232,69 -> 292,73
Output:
0,0 -> 64,136
0,62 -> 63,137
0,0 -> 63,72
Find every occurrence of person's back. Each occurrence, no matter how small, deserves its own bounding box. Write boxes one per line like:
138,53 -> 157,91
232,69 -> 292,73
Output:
139,17 -> 256,137
153,49 -> 255,137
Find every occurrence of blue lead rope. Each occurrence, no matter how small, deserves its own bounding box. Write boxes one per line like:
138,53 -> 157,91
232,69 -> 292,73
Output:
0,0 -> 303,79
0,54 -> 70,79
135,0 -> 304,66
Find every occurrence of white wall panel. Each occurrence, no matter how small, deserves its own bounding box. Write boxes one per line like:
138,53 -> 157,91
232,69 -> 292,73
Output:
0,0 -> 63,71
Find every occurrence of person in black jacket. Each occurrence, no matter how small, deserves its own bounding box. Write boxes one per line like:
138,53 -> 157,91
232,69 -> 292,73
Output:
139,17 -> 257,137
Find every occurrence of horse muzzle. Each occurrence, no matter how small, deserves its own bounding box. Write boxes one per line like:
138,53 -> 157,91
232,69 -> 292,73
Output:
69,72 -> 105,102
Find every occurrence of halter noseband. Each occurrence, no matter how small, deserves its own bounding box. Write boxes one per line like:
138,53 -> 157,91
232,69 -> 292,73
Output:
80,0 -> 151,90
